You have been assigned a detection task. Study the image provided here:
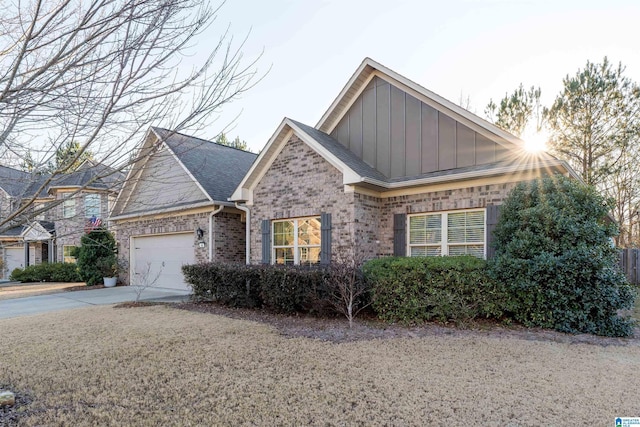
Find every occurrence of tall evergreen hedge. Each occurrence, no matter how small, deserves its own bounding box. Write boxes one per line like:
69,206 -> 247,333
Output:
489,175 -> 636,337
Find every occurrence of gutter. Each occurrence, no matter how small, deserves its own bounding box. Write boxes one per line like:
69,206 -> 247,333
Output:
208,205 -> 225,261
234,202 -> 251,265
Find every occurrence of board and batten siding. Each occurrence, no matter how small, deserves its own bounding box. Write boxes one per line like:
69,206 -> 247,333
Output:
330,76 -> 508,179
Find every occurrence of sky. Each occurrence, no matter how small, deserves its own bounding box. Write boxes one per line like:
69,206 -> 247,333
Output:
192,0 -> 640,152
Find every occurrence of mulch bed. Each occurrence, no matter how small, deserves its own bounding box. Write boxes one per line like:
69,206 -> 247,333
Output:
172,301 -> 640,346
0,386 -> 33,427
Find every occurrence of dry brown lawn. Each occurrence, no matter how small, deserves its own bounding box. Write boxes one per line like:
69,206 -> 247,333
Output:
1,305 -> 639,426
0,282 -> 84,301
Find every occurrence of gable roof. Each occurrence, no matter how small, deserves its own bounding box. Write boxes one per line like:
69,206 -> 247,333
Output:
0,165 -> 31,197
111,127 -> 257,218
232,58 -> 579,203
316,57 -> 529,150
152,128 -> 257,202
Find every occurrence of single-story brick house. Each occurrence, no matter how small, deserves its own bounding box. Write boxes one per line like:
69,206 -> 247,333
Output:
230,58 -> 579,265
110,127 -> 257,290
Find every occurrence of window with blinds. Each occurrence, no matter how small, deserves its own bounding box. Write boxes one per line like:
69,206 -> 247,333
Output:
408,209 -> 485,258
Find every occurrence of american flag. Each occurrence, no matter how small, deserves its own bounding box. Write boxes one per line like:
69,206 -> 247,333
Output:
86,215 -> 102,232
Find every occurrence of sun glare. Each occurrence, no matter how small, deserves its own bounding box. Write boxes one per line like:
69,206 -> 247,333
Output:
522,130 -> 549,153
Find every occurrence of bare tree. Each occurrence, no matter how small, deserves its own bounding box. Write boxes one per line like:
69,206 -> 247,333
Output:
0,0 -> 261,232
324,251 -> 371,329
131,262 -> 162,303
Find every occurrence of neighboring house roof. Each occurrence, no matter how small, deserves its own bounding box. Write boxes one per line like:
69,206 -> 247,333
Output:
12,161 -> 125,201
231,58 -> 580,203
0,221 -> 53,240
0,165 -> 32,197
110,127 -> 257,219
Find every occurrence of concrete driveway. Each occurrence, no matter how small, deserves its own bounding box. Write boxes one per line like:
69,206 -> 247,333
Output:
0,286 -> 191,319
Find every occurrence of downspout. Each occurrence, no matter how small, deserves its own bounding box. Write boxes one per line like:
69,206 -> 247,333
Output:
208,204 -> 225,262
235,202 -> 250,265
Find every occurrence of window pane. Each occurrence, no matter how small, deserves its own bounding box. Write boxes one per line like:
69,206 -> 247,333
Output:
299,247 -> 321,264
275,247 -> 294,265
449,244 -> 484,258
273,220 -> 294,246
84,194 -> 101,218
448,211 -> 485,244
409,214 -> 441,244
298,217 -> 321,245
410,246 -> 441,257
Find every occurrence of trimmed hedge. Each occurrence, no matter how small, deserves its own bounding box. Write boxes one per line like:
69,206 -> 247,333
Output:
9,262 -> 82,283
182,262 -> 363,315
364,256 -> 506,324
182,263 -> 261,308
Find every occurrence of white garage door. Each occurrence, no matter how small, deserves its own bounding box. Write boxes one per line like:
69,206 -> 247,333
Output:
5,246 -> 35,279
131,233 -> 195,291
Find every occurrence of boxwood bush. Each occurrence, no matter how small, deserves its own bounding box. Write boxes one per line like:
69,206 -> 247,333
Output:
364,255 -> 505,324
182,262 -> 360,316
182,263 -> 262,307
489,176 -> 636,337
9,262 -> 81,283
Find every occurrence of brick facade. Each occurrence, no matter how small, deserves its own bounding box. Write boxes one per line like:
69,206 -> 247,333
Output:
250,136 -> 357,263
250,135 -> 530,263
112,208 -> 245,284
53,190 -> 111,262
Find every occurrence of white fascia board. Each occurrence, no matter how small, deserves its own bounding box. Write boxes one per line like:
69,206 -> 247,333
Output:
111,127 -> 156,215
286,119 -> 363,185
316,57 -> 539,155
354,158 -> 569,189
230,118 -> 292,202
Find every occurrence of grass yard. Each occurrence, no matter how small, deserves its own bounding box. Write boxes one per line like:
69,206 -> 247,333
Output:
1,305 -> 639,426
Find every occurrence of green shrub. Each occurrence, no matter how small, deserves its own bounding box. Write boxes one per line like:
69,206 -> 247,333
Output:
76,228 -> 117,286
182,263 -> 262,307
364,256 -> 504,324
259,266 -> 328,313
183,262 -> 346,315
489,176 -> 636,337
9,262 -> 81,282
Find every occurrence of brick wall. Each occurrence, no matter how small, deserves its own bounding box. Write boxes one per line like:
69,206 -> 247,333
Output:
53,190 -> 111,262
250,136 -> 358,263
212,211 -> 246,263
249,135 -> 530,263
376,183 -> 519,256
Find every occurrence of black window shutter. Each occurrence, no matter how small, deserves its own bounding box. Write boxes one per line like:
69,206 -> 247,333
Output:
261,219 -> 271,264
393,213 -> 407,257
320,212 -> 332,265
485,204 -> 501,259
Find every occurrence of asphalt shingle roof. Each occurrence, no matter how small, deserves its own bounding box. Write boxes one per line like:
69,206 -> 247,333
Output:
153,128 -> 258,202
0,165 -> 32,197
289,120 -> 389,182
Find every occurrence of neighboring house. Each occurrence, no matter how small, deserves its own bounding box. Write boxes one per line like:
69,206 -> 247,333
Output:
231,58 -> 580,265
109,127 -> 257,291
0,161 -> 124,278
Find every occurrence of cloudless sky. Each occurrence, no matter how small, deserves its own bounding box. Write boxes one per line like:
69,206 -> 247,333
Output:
192,0 -> 640,152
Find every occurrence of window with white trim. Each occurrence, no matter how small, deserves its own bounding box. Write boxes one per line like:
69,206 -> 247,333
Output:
272,216 -> 321,265
84,193 -> 101,218
63,245 -> 78,263
62,194 -> 75,218
409,209 -> 485,258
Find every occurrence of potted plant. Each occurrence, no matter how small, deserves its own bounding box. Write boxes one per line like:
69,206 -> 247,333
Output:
96,257 -> 118,287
